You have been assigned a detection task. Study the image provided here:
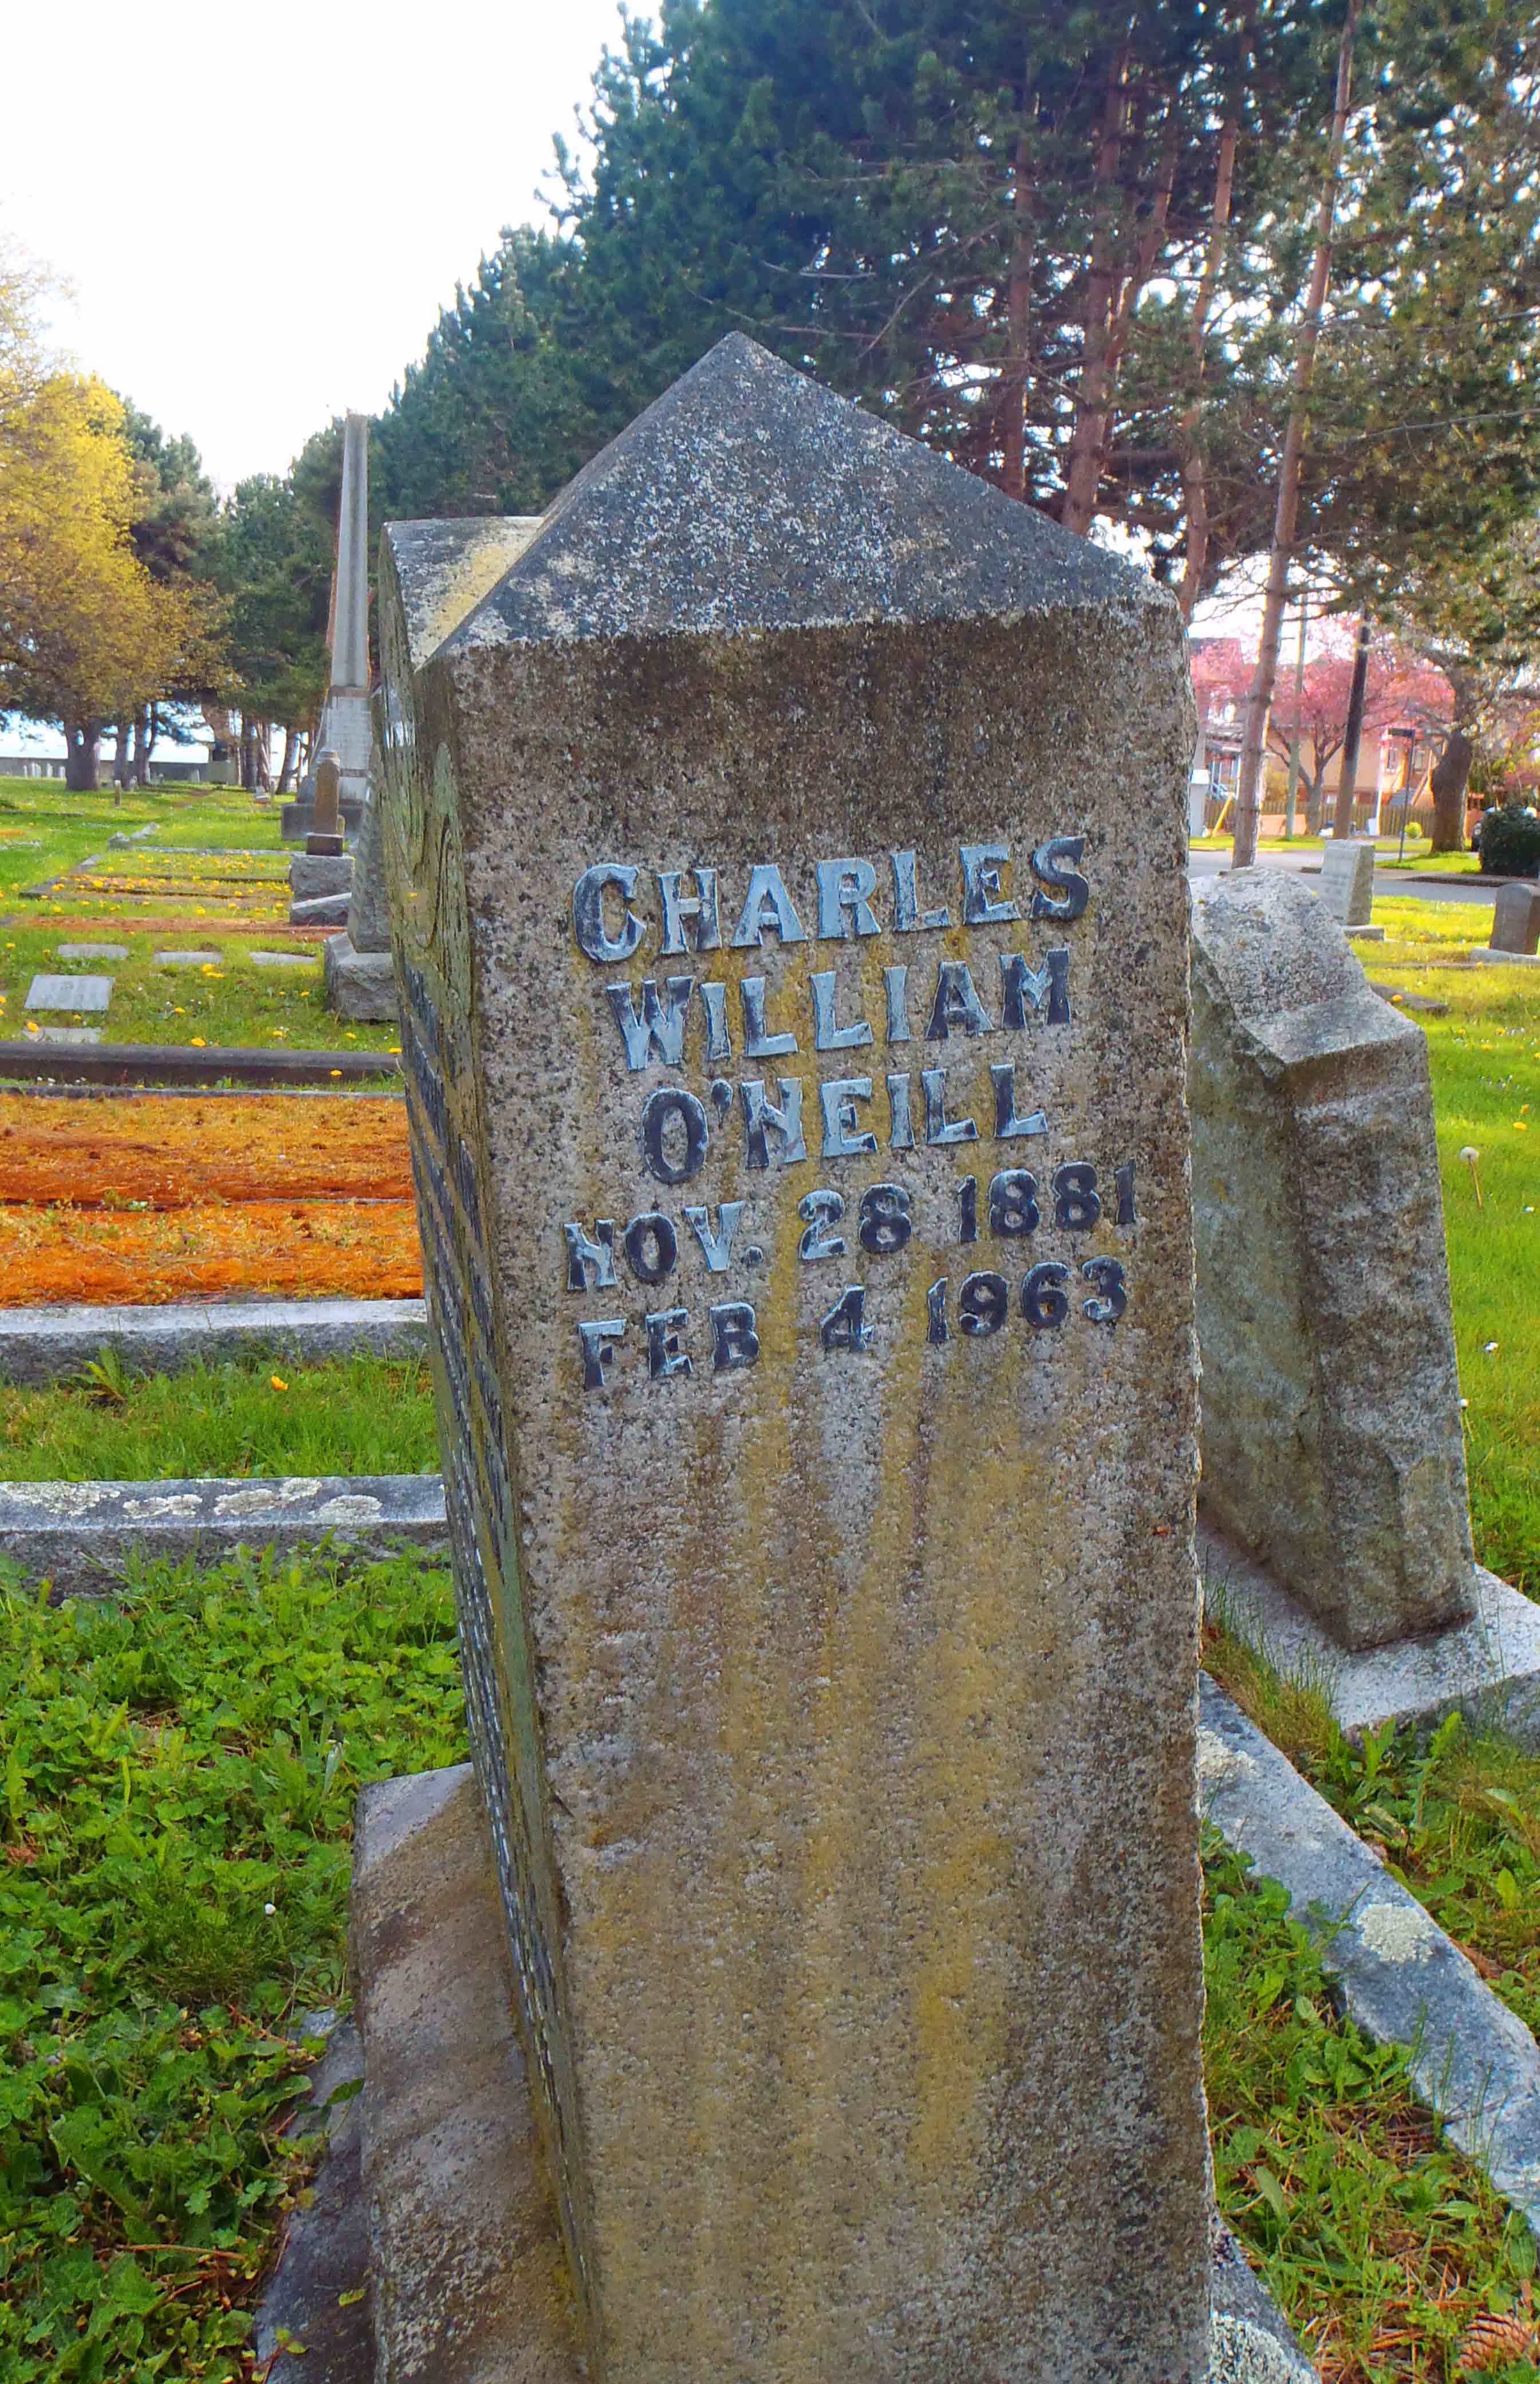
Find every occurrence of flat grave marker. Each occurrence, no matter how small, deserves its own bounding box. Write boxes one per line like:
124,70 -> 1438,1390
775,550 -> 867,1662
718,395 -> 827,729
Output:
57,943 -> 128,962
24,973 -> 113,1014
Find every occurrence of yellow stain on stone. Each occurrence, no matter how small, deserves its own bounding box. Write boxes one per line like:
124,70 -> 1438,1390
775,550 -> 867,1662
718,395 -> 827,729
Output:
412,519 -> 545,669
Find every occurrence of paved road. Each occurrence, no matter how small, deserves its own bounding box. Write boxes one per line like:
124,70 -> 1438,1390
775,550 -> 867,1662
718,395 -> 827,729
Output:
1187,848 -> 1496,906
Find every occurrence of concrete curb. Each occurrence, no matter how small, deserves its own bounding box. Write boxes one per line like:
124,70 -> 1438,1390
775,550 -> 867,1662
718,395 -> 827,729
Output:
1200,1674 -> 1540,2237
0,1297 -> 428,1386
0,1474 -> 448,1594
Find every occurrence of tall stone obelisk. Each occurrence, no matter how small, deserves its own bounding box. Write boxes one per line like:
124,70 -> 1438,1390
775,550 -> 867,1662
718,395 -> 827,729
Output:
282,412 -> 372,843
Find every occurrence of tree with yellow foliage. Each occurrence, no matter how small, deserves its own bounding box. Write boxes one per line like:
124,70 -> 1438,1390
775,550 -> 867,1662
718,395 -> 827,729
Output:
0,239 -> 224,789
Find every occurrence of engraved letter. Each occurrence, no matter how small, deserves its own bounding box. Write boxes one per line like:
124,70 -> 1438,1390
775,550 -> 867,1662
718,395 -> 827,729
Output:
798,1188 -> 847,1262
1116,1161 -> 1137,1226
921,1067 -> 978,1146
740,1077 -> 807,1169
640,1087 -> 710,1186
810,969 -> 873,1052
959,842 -> 1018,926
927,1279 -> 949,1343
574,863 -> 644,963
820,1077 -> 878,1160
1030,835 -> 1090,922
1000,948 -> 1072,1028
699,980 -> 732,1063
606,977 -> 694,1071
991,1063 -> 1049,1140
658,867 -> 721,955
645,1307 -> 693,1382
564,1218 -> 617,1291
731,863 -> 808,948
891,849 -> 950,932
683,1199 -> 747,1273
741,974 -> 798,1059
886,1071 -> 915,1151
577,1317 -> 627,1390
623,1210 -> 679,1285
884,964 -> 911,1044
710,1301 -> 760,1371
816,856 -> 881,939
925,960 -> 994,1040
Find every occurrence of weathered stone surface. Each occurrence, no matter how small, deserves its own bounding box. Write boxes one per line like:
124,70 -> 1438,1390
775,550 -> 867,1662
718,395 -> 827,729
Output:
252,2020 -> 372,2384
25,972 -> 112,1012
351,1762 -> 1315,2384
1491,881 -> 1540,955
378,333 -> 1209,2382
0,1297 -> 427,1387
291,852 -> 355,900
1200,1674 -> 1540,2237
351,1765 -> 584,2384
0,1474 -> 447,1594
346,784 -> 392,953
323,934 -> 397,1020
1191,870 -> 1476,1650
1202,1520 -> 1540,1748
291,891 -> 352,927
1318,839 -> 1375,926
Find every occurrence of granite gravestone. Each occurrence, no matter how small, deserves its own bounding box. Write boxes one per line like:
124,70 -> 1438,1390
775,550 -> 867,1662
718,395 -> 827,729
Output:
1318,839 -> 1378,935
377,336 -> 1210,2384
1191,870 -> 1476,1649
1491,882 -> 1540,956
283,414 -> 372,843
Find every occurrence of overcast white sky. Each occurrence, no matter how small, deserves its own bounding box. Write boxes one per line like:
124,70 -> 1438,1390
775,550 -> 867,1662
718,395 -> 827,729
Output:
2,0 -> 628,491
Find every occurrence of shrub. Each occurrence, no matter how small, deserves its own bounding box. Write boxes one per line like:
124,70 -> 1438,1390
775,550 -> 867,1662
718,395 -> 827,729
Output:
1479,804 -> 1540,877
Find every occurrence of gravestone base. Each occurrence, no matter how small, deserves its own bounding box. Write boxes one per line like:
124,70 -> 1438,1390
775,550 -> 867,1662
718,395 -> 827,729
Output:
283,793 -> 365,845
291,891 -> 352,928
307,832 -> 346,859
351,1767 -> 1317,2384
323,933 -> 397,1021
1200,1520 -> 1540,1748
291,853 -> 354,901
1342,922 -> 1385,942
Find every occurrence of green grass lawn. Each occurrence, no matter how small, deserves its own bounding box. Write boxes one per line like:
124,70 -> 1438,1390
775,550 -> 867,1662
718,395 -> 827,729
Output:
0,780 -> 275,907
0,1354 -> 440,1484
1369,910 -> 1540,1597
0,1545 -> 466,2384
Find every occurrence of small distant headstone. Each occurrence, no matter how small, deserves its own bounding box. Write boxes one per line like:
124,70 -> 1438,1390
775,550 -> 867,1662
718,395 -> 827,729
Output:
306,751 -> 345,856
25,973 -> 113,1013
376,336 -> 1212,2382
57,943 -> 128,962
33,1025 -> 103,1045
152,950 -> 222,968
1490,882 -> 1540,955
246,950 -> 314,969
1318,839 -> 1378,934
1191,870 -> 1476,1650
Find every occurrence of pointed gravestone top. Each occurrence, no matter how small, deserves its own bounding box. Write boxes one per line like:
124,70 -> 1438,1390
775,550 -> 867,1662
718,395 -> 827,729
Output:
447,333 -> 1145,652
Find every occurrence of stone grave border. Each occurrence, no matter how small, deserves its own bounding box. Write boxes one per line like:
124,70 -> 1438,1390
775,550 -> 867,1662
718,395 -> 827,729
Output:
0,1293 -> 427,1386
0,1040 -> 401,1087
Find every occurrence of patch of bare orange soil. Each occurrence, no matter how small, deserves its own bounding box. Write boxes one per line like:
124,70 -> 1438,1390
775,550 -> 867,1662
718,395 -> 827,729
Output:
0,1095 -> 422,1304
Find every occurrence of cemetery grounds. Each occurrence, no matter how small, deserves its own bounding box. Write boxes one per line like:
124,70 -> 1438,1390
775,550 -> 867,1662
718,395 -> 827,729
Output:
0,781 -> 1538,2383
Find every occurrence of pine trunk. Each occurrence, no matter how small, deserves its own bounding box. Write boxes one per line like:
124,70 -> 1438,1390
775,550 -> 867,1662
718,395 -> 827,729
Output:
1176,113 -> 1239,622
1231,5 -> 1358,870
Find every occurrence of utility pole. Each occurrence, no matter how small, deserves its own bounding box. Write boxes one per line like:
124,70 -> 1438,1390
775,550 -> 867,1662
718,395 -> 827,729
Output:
1332,616 -> 1373,841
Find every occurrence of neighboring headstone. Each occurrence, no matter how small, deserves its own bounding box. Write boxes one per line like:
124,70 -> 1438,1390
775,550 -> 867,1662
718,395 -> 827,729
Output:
152,950 -> 222,967
375,335 -> 1211,2382
1191,870 -> 1476,1650
1491,881 -> 1540,955
1317,839 -> 1382,938
25,973 -> 113,1013
290,892 -> 351,928
57,942 -> 127,962
322,790 -> 396,1020
306,750 -> 346,858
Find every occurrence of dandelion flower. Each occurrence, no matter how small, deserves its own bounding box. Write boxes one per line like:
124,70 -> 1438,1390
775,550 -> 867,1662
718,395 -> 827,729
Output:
270,1376 -> 288,1392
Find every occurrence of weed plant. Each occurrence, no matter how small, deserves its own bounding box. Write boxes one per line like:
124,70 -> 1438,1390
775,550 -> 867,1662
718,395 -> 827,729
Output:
0,1354 -> 440,1482
0,1543 -> 466,2383
1204,1834 -> 1539,2380
1206,1606 -> 1540,2046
